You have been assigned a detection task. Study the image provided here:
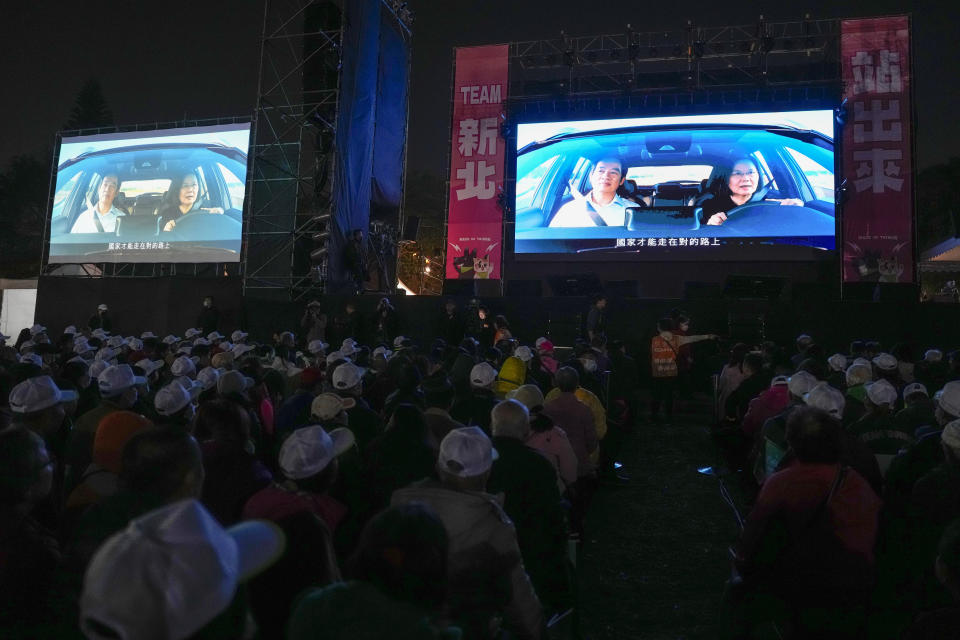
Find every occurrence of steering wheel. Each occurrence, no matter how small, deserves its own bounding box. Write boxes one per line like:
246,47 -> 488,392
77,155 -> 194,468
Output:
165,211 -> 241,241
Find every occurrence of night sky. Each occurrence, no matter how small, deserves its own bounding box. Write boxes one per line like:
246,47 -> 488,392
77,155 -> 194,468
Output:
3,0 -> 958,175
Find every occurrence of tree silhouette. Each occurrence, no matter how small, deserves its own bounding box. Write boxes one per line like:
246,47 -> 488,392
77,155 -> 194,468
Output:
64,79 -> 114,130
0,155 -> 49,276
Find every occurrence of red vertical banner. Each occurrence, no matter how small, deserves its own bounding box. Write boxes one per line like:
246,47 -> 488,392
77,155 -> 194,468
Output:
446,45 -> 508,280
841,16 -> 914,284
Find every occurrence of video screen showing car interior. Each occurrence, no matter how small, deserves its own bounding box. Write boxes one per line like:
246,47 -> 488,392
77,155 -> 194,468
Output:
48,123 -> 250,264
513,111 -> 836,258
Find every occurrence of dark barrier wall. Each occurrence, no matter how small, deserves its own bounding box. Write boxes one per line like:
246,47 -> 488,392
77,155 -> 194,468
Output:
36,277 -> 243,338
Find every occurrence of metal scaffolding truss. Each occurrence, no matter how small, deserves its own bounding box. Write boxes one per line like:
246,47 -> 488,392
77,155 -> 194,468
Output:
508,17 -> 842,99
243,0 -> 344,300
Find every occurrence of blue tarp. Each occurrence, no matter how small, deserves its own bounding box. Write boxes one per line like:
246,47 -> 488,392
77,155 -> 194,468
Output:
371,11 -> 409,212
331,0 -> 380,291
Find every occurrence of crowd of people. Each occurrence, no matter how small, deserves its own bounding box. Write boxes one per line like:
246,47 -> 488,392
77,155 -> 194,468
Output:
5,293 -> 960,639
0,296 -> 636,639
713,333 -> 960,638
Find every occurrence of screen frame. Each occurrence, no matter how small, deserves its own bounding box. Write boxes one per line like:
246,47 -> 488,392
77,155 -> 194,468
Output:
43,120 -> 252,267
506,108 -> 840,263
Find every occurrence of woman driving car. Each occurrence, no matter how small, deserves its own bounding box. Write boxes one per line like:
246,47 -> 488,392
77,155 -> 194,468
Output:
700,157 -> 803,226
157,172 -> 224,232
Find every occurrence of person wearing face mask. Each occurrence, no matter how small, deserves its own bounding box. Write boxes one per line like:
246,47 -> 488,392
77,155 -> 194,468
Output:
650,318 -> 717,425
197,295 -> 220,336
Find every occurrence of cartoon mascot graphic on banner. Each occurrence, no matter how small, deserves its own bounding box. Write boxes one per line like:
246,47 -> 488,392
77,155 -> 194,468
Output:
449,242 -> 498,279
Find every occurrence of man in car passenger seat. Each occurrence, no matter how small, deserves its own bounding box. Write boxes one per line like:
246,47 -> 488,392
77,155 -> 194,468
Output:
549,157 -> 629,227
71,174 -> 126,233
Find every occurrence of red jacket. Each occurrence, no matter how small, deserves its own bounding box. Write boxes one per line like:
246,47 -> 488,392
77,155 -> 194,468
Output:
741,385 -> 791,437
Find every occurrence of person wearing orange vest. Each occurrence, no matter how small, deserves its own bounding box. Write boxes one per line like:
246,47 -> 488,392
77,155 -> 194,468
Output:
650,318 -> 717,424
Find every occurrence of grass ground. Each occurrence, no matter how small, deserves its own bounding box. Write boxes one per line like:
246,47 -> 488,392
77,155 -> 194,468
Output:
575,397 -> 746,640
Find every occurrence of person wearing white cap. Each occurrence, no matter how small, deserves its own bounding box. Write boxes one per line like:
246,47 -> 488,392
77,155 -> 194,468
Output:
8,375 -> 78,445
231,343 -> 256,361
329,362 -> 381,450
846,378 -> 911,475
68,365 -> 146,490
844,361 -> 874,425
218,370 -> 256,398
171,354 -> 198,379
29,323 -> 48,338
310,392 -> 356,427
243,424 -> 355,532
197,366 -> 221,392
79,499 -> 283,640
162,334 -> 180,346
449,362 -> 499,434
894,382 -> 937,439
391,426 -> 543,639
134,358 -> 165,386
231,329 -> 249,344
340,338 -> 360,358
184,327 -> 202,339
154,380 -> 202,427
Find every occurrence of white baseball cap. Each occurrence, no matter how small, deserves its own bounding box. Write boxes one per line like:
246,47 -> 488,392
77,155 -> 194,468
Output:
74,342 -> 95,356
872,353 -> 898,371
903,382 -> 929,400
162,335 -> 180,345
95,347 -> 119,363
29,324 -> 47,336
942,419 -> 960,455
393,335 -> 407,348
91,328 -> 109,339
126,338 -> 144,352
207,331 -> 225,341
332,362 -> 364,390
372,345 -> 393,361
140,331 -> 157,339
80,499 -> 283,640
9,376 -> 78,413
171,355 -> 198,378
19,353 -> 43,368
278,425 -> 355,480
134,359 -> 165,377
231,344 -> 256,360
514,346 -> 533,363
438,426 -> 499,477
231,330 -> 248,343
197,366 -> 221,391
846,362 -> 873,387
98,365 -> 146,397
154,381 -> 200,416
925,349 -> 944,363
865,379 -> 898,408
506,384 -> 544,410
89,360 -> 109,380
938,381 -> 960,418
63,325 -> 78,336
218,370 -> 255,396
803,382 -> 846,418
184,328 -> 202,339
827,354 -> 847,373
340,338 -> 359,357
310,393 -> 356,421
96,303 -> 108,311
106,336 -> 125,349
787,371 -> 818,397
325,350 -> 347,365
193,337 -> 211,347
470,362 -> 498,388
307,340 -> 329,355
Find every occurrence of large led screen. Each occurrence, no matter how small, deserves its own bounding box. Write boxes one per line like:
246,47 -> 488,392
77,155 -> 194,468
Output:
513,111 -> 835,257
48,123 -> 250,264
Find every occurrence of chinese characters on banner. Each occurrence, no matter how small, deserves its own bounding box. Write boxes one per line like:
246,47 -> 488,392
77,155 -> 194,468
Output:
841,16 -> 913,284
446,45 -> 508,280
